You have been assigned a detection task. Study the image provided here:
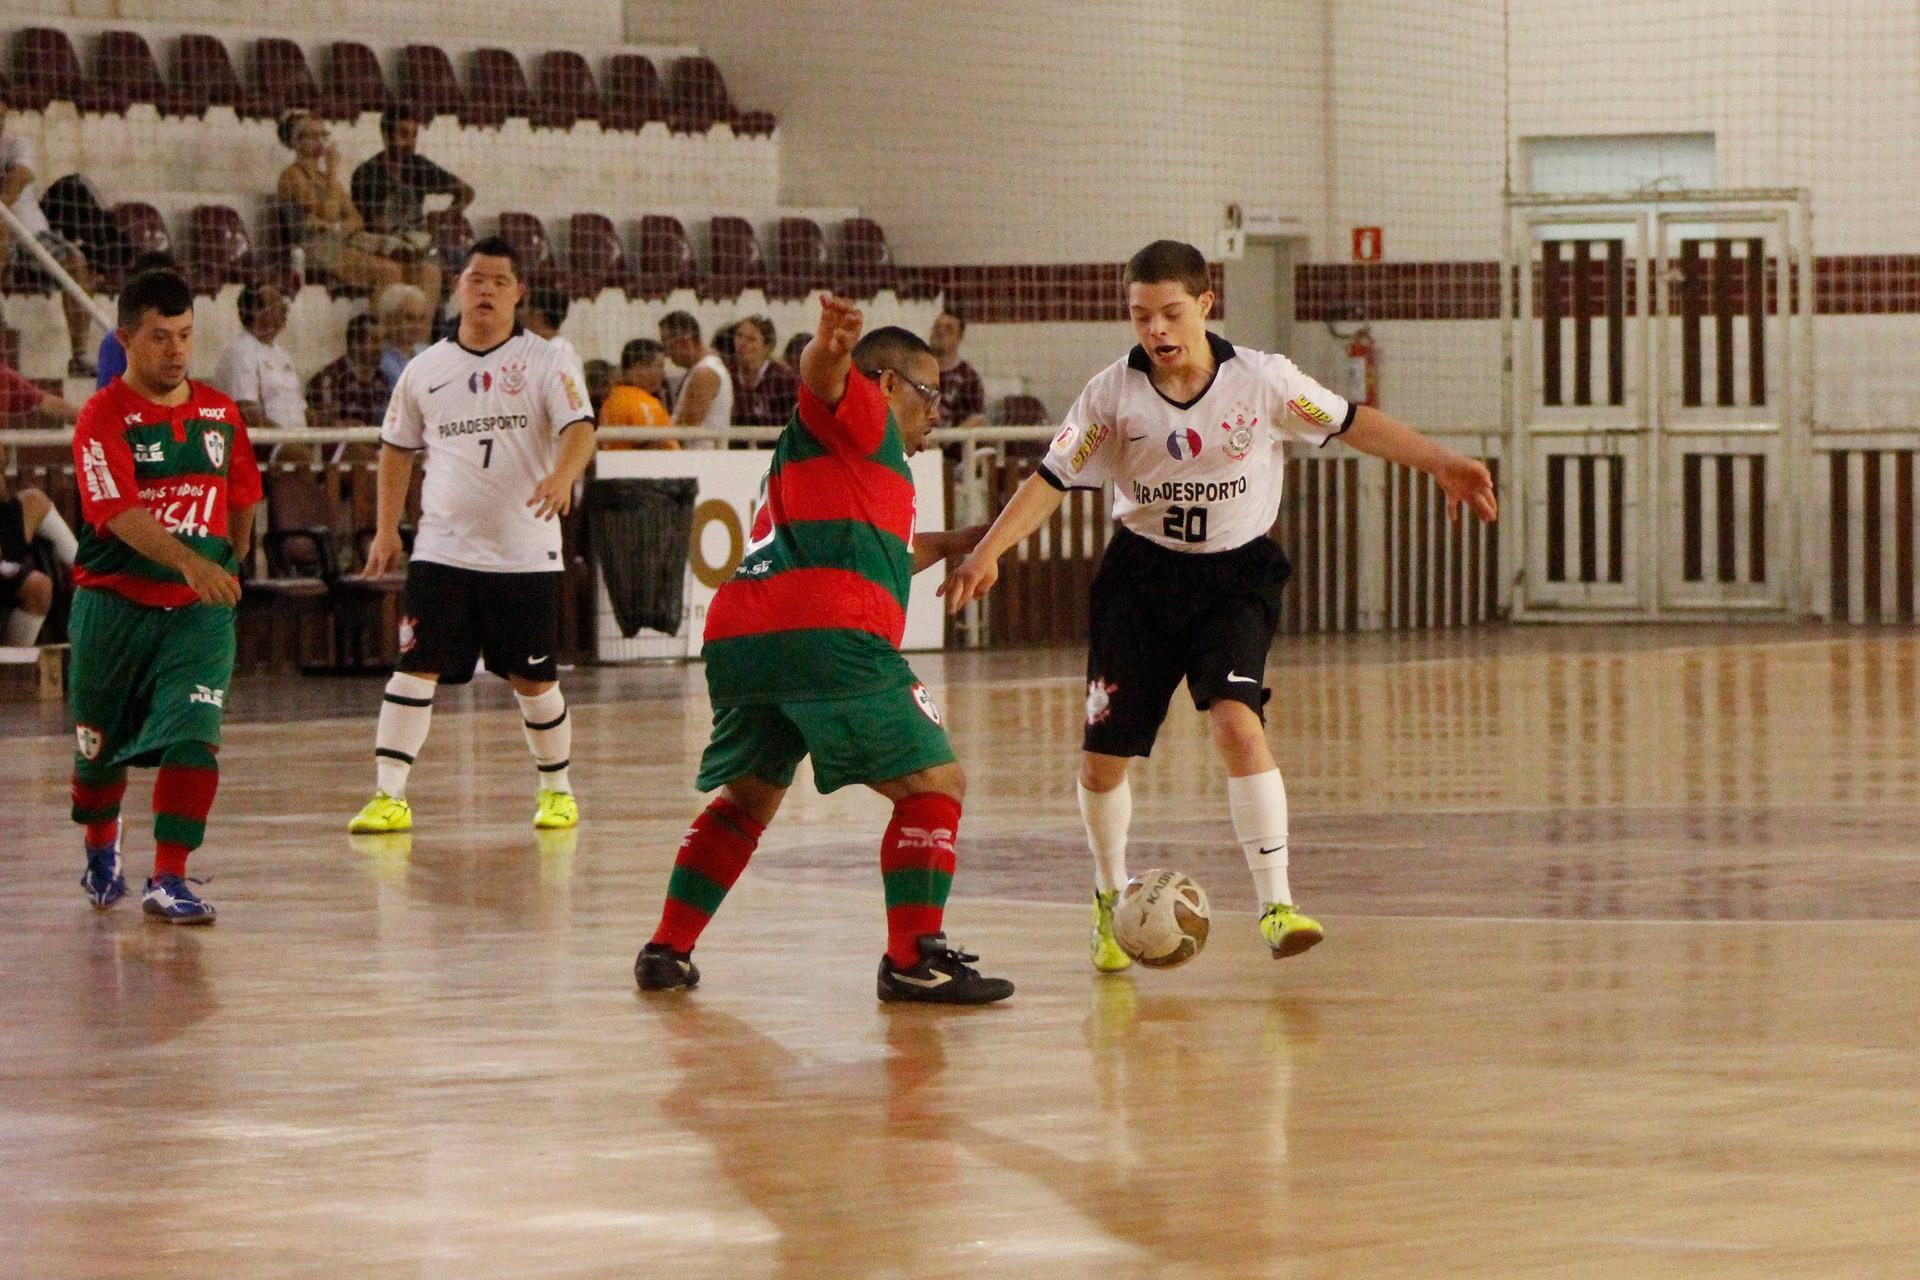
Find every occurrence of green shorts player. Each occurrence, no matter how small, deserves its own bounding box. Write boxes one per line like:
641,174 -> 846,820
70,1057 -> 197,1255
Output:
634,295 -> 1013,1004
67,268 -> 262,924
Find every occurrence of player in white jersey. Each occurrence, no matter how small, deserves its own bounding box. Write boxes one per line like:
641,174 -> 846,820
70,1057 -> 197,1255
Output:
944,240 -> 1497,969
347,236 -> 598,835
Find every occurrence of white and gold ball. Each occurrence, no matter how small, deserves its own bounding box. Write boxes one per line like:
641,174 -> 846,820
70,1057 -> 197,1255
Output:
1112,868 -> 1210,968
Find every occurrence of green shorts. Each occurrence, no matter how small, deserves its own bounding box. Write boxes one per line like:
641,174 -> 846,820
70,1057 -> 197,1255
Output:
695,680 -> 957,796
68,587 -> 236,772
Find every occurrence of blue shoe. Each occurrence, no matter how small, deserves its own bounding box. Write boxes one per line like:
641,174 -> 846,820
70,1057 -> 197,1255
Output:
81,824 -> 127,909
142,875 -> 216,925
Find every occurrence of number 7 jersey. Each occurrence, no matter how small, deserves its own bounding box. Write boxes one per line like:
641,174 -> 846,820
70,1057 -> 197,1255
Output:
1039,332 -> 1356,553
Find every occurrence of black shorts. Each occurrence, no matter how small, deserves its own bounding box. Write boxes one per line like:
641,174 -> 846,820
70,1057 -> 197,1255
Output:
397,560 -> 562,685
1,499 -> 30,612
1082,527 -> 1292,758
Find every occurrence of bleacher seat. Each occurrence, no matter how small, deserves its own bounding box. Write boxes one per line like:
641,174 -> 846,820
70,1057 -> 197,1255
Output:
253,39 -> 353,121
10,29 -> 117,115
633,215 -> 698,299
603,54 -> 668,133
772,217 -> 833,300
185,205 -> 257,294
464,49 -> 537,129
426,209 -> 475,266
399,45 -> 466,123
565,213 -> 634,298
496,211 -> 559,287
94,32 -> 202,117
702,216 -> 768,300
998,394 -> 1050,426
173,33 -> 275,119
534,52 -> 600,130
667,57 -> 774,137
837,217 -> 899,298
113,203 -> 173,259
325,42 -> 391,117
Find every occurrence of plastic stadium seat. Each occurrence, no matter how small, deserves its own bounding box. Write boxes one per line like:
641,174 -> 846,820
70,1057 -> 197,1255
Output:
836,218 -> 900,298
253,39 -> 352,121
399,45 -> 465,124
665,56 -> 773,136
702,216 -> 769,300
325,43 -> 391,117
463,49 -> 535,129
998,394 -> 1050,426
173,34 -> 275,119
496,211 -> 559,286
565,213 -> 633,297
94,32 -> 202,117
603,54 -> 668,133
771,217 -> 833,300
633,215 -> 698,299
534,52 -> 600,130
185,205 -> 258,294
113,203 -> 173,259
10,29 -> 117,114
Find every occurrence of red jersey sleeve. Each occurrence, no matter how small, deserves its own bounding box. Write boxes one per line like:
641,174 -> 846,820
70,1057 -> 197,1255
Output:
795,367 -> 889,455
227,419 -> 264,511
1,364 -> 46,416
72,395 -> 141,529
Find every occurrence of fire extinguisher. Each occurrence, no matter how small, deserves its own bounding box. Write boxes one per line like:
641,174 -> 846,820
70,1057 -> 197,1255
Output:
1346,325 -> 1379,408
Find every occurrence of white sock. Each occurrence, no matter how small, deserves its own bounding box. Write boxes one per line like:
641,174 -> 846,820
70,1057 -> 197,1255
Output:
1077,776 -> 1132,894
5,608 -> 46,646
516,687 -> 572,794
375,672 -> 437,799
35,509 -> 78,566
1229,769 -> 1293,908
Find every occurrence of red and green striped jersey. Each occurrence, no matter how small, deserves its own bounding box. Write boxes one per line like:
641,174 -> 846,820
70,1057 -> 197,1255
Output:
72,378 -> 263,607
703,370 -> 917,706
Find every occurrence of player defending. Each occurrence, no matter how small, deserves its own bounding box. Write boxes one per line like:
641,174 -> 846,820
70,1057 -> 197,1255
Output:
942,240 -> 1498,970
68,268 -> 263,923
349,236 -> 597,834
634,296 -> 1013,1005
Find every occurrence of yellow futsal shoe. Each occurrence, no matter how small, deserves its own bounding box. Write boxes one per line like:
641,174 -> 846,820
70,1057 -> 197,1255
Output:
1090,889 -> 1133,973
348,790 -> 412,834
1259,902 -> 1324,959
533,788 -> 580,830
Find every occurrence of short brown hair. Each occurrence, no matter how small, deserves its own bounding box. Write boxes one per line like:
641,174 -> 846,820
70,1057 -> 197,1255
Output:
1124,239 -> 1210,299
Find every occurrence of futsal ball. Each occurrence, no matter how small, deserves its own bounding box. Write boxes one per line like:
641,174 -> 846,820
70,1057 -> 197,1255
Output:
1113,869 -> 1210,968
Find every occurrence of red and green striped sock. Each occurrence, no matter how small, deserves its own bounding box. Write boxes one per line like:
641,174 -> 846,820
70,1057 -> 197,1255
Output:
651,797 -> 765,953
71,769 -> 128,848
152,742 -> 219,879
881,793 -> 960,968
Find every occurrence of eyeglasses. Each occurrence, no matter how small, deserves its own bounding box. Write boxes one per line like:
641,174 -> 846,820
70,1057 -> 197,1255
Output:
882,368 -> 942,410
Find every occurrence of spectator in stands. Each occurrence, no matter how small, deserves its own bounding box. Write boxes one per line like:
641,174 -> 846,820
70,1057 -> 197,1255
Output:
730,315 -> 798,426
307,313 -> 392,427
214,282 -> 306,432
783,331 -> 809,370
2,357 -> 79,423
277,111 -> 439,301
376,282 -> 436,386
929,310 -> 987,427
95,250 -> 176,389
0,91 -> 102,378
660,311 -> 732,447
599,338 -> 676,450
520,286 -> 582,368
349,105 -> 473,278
582,358 -> 613,416
0,471 -> 77,647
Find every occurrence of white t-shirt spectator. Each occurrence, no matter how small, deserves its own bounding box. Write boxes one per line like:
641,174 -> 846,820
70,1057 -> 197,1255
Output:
214,330 -> 308,429
0,132 -> 54,237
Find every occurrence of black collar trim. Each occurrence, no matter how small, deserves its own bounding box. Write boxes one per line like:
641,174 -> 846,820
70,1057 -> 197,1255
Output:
456,324 -> 524,359
1127,331 -> 1238,410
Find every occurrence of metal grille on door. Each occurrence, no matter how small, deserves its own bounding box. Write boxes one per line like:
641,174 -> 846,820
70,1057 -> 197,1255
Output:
1538,239 -> 1627,409
1675,238 -> 1768,410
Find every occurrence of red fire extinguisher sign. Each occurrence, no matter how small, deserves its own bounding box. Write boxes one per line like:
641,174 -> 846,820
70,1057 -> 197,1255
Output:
1352,227 -> 1383,262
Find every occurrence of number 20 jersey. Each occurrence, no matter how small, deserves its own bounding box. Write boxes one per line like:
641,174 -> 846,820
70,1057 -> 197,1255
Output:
1039,332 -> 1355,554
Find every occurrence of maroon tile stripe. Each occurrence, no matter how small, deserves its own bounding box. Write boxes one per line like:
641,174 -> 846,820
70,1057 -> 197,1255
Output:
901,263 -> 1228,323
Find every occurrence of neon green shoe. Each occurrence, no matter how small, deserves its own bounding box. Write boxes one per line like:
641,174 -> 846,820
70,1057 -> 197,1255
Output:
1259,902 -> 1324,959
1090,889 -> 1133,973
348,790 -> 412,834
533,788 -> 579,830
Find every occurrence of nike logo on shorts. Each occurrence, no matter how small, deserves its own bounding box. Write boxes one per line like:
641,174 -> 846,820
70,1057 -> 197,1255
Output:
527,654 -> 550,665
1226,672 -> 1258,684
888,970 -> 952,989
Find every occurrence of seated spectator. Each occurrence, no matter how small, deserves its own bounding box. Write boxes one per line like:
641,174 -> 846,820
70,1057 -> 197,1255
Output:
96,250 -> 177,388
599,338 -> 676,450
660,311 -> 732,447
375,282 -> 436,386
349,105 -> 472,277
306,313 -> 392,426
782,331 -> 808,370
277,111 -> 439,300
0,472 -> 77,647
929,310 -> 987,427
520,286 -> 582,368
214,282 -> 306,432
1,92 -> 101,378
582,358 -> 613,416
729,315 -> 798,426
2,356 -> 79,423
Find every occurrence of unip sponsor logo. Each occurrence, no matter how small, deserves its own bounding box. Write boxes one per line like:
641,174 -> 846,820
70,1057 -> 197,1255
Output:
1288,397 -> 1334,428
1069,422 -> 1110,474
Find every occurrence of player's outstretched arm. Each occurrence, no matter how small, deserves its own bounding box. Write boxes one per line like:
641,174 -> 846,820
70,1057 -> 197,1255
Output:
1341,405 -> 1498,524
938,473 -> 1068,612
911,523 -> 990,575
362,443 -> 417,576
797,294 -> 863,408
105,508 -> 241,606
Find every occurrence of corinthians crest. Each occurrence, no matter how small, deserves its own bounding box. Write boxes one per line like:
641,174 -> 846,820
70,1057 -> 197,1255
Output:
499,359 -> 529,396
1220,403 -> 1258,461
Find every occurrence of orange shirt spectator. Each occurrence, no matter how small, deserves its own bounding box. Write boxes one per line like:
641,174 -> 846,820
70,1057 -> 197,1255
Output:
599,338 -> 678,450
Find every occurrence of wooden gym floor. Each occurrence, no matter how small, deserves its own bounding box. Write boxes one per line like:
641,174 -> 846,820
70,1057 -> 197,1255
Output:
3,624 -> 1918,1278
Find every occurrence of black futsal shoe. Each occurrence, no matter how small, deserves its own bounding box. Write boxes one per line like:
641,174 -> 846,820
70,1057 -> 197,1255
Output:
635,942 -> 699,991
877,933 -> 1015,1005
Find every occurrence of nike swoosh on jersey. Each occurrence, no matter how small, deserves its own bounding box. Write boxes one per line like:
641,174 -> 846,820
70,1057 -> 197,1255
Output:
428,379 -> 455,394
888,970 -> 953,989
1126,434 -> 1148,441
1226,672 -> 1258,683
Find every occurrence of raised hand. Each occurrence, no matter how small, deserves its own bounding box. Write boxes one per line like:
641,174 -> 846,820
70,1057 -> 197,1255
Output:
815,294 -> 865,360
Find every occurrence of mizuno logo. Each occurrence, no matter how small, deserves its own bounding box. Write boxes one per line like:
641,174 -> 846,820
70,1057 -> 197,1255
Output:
1226,672 -> 1257,684
889,970 -> 952,989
